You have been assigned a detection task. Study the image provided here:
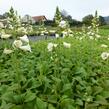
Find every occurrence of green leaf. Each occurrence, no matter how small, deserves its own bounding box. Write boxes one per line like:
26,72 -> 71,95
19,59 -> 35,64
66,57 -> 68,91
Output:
1,91 -> 14,103
75,67 -> 87,78
62,83 -> 72,92
48,104 -> 56,109
24,90 -> 36,102
47,95 -> 58,103
93,86 -> 103,95
0,100 -> 8,109
85,103 -> 99,109
76,99 -> 83,106
96,95 -> 105,101
98,106 -> 107,109
95,95 -> 109,105
101,91 -> 109,98
104,80 -> 109,87
10,105 -> 23,109
35,97 -> 47,109
60,97 -> 74,109
13,94 -> 24,104
0,100 -> 14,109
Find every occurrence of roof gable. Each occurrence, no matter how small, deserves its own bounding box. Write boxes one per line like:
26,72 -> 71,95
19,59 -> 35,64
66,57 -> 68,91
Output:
32,16 -> 47,22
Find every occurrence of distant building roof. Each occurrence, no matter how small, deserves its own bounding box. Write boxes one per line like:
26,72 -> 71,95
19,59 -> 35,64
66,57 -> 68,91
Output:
32,15 -> 47,22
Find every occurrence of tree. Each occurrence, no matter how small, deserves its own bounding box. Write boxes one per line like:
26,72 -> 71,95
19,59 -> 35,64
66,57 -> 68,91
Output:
82,14 -> 94,25
61,10 -> 72,23
61,9 -> 68,19
99,16 -> 106,26
2,12 -> 8,19
0,15 -> 4,19
54,6 -> 62,26
69,19 -> 82,27
44,20 -> 55,26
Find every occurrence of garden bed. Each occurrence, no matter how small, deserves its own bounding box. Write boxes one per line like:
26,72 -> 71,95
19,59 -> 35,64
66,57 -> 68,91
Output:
0,37 -> 109,109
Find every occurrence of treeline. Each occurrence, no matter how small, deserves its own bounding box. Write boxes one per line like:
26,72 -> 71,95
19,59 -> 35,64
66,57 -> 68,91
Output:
44,7 -> 106,27
0,6 -> 107,27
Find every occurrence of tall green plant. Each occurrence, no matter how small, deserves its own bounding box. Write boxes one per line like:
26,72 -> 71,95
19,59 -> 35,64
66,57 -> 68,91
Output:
91,10 -> 99,34
54,6 -> 62,26
7,7 -> 21,30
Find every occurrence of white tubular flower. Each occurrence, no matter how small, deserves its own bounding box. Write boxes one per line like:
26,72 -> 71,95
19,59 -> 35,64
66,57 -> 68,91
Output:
101,44 -> 108,48
59,20 -> 67,28
89,36 -> 94,40
62,31 -> 68,38
49,30 -> 56,33
50,56 -> 53,60
55,34 -> 59,38
63,42 -> 71,48
1,34 -> 11,39
91,32 -> 95,36
87,32 -> 91,35
3,48 -> 13,54
9,24 -> 14,29
47,43 -> 53,52
101,52 -> 109,60
19,44 -> 31,52
20,35 -> 29,43
41,31 -> 45,34
96,34 -> 101,38
68,29 -> 72,33
41,33 -> 44,36
53,44 -> 58,48
88,26 -> 92,29
13,40 -> 23,48
17,27 -> 27,34
47,43 -> 58,52
79,37 -> 83,40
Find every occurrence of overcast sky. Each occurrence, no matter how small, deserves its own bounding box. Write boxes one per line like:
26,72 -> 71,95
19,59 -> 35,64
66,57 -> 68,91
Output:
0,0 -> 109,20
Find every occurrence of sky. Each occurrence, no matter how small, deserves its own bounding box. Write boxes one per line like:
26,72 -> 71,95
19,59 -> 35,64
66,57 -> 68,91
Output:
0,0 -> 109,21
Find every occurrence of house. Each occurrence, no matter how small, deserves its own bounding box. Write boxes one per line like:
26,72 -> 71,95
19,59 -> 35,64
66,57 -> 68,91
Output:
32,15 -> 47,23
22,15 -> 35,24
0,19 -> 7,28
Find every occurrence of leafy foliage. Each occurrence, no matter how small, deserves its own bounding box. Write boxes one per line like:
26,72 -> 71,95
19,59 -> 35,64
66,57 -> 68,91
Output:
0,36 -> 109,109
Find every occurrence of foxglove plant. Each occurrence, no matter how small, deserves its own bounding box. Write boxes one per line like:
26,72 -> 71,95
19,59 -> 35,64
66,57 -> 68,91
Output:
63,42 -> 71,48
0,33 -> 11,39
19,35 -> 29,43
101,44 -> 108,48
87,11 -> 101,39
13,40 -> 23,48
12,35 -> 31,52
47,42 -> 58,52
55,34 -> 60,38
17,27 -> 27,34
6,7 -> 21,30
101,52 -> 109,60
54,6 -> 62,26
3,48 -> 13,54
19,44 -> 31,52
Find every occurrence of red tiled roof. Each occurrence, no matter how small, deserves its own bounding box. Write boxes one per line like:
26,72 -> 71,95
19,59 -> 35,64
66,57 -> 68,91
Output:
32,16 -> 47,22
